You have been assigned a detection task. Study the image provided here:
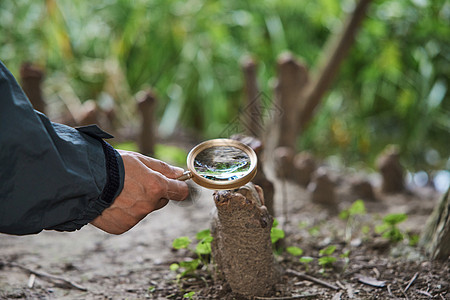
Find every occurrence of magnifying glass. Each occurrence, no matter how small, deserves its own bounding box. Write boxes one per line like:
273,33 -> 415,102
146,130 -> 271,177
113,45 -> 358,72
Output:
177,139 -> 257,190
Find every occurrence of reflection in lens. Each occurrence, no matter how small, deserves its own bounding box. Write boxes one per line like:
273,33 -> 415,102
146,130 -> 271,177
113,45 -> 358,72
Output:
194,146 -> 250,181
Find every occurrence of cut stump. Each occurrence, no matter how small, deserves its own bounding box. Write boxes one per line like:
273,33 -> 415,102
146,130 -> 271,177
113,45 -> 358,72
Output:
211,183 -> 281,297
420,188 -> 450,260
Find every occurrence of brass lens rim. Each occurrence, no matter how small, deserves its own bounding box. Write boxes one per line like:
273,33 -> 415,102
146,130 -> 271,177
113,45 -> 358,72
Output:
186,138 -> 257,190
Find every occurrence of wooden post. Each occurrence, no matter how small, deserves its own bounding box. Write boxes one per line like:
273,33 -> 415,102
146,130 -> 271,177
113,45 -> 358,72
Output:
293,151 -> 317,187
211,183 -> 280,297
311,168 -> 336,207
274,52 -> 309,149
20,62 -> 46,114
137,90 -> 157,156
241,56 -> 262,137
376,146 -> 405,194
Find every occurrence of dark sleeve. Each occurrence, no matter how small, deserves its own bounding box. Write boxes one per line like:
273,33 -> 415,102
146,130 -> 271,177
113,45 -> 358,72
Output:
0,61 -> 125,235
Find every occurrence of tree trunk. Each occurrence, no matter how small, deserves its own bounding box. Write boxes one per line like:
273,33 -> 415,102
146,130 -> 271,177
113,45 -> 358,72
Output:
211,183 -> 280,297
297,0 -> 373,133
420,188 -> 450,260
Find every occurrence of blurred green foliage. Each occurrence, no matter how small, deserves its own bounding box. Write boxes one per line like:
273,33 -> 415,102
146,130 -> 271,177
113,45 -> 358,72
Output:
1,0 -> 448,171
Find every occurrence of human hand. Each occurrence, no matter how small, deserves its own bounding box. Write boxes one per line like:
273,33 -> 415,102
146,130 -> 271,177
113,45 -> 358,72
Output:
90,150 -> 189,234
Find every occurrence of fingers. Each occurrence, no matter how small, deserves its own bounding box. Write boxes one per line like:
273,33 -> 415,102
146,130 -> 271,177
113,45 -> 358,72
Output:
165,178 -> 189,201
117,149 -> 189,201
117,149 -> 185,179
137,155 -> 184,179
142,167 -> 189,202
130,153 -> 189,201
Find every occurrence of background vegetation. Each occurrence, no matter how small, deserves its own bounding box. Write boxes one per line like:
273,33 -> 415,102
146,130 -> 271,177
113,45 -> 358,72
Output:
1,0 -> 449,177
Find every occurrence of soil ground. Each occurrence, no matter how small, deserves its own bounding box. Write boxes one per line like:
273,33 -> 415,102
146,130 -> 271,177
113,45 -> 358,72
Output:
0,163 -> 448,300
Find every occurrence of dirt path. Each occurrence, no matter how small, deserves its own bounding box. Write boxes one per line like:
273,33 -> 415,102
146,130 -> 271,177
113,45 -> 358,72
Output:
0,188 -> 216,299
0,173 -> 448,299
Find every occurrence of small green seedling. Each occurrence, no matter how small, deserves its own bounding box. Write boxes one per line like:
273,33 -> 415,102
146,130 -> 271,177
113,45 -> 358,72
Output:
271,219 -> 285,244
183,291 -> 195,299
308,225 -> 320,237
408,232 -> 419,246
195,229 -> 213,255
319,245 -> 337,256
339,199 -> 366,220
318,256 -> 337,267
171,230 -> 213,278
148,286 -> 156,293
339,199 -> 366,241
299,256 -> 314,272
318,245 -> 337,268
375,213 -> 407,243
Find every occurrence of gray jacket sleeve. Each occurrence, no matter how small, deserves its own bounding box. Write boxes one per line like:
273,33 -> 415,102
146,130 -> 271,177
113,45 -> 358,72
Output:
0,61 -> 125,235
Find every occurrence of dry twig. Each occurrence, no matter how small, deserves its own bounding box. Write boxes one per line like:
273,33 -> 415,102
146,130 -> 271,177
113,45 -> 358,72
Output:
286,269 -> 339,291
404,272 -> 419,292
4,261 -> 87,291
398,283 -> 409,300
387,284 -> 394,298
254,294 -> 319,300
416,290 -> 432,297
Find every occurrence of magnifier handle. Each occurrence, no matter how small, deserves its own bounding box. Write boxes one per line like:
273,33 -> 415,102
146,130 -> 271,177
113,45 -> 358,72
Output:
177,170 -> 193,181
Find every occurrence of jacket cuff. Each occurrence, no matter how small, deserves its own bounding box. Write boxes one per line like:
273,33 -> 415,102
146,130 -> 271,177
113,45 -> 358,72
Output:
49,127 -> 125,232
99,139 -> 122,203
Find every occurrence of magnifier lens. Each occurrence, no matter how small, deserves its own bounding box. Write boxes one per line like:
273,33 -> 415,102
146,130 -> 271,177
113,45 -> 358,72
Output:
193,146 -> 251,181
180,138 -> 257,190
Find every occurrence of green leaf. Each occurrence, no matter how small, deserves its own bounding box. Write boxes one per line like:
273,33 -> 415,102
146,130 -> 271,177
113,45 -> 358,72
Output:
375,223 -> 389,234
362,225 -> 370,235
183,291 -> 195,299
195,240 -> 212,255
318,256 -> 337,266
340,250 -> 351,258
172,237 -> 192,249
270,227 -> 285,244
169,263 -> 179,272
319,245 -> 337,256
382,228 -> 404,242
272,218 -> 279,228
286,246 -> 303,256
383,213 -> 407,225
348,200 -> 366,216
179,259 -> 200,272
408,233 -> 419,246
148,285 -> 156,292
196,229 -> 211,240
339,210 -> 349,220
299,256 -> 314,264
308,226 -> 320,236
